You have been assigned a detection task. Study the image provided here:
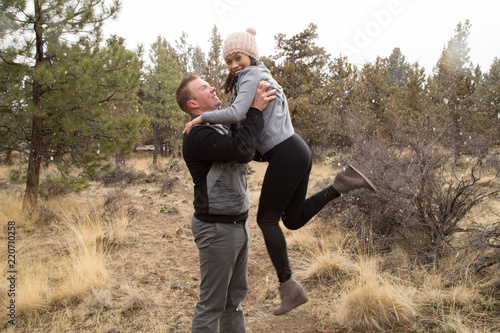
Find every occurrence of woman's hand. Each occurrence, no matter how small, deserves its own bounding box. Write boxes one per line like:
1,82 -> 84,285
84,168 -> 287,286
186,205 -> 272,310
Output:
183,116 -> 203,134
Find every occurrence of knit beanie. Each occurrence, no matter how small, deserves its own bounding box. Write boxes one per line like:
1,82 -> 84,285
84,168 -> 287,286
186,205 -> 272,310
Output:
222,28 -> 259,60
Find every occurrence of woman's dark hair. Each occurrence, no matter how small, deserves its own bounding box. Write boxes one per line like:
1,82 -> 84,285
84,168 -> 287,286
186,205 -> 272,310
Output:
222,57 -> 258,94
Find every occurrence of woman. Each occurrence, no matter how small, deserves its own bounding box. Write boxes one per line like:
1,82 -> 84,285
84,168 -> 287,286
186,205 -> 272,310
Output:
184,28 -> 376,315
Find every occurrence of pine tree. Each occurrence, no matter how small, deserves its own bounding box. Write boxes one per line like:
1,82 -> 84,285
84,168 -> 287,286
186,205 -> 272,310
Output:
355,57 -> 391,136
478,57 -> 500,145
0,0 -> 146,209
321,56 -> 358,148
205,25 -> 226,102
432,20 -> 476,161
386,62 -> 435,142
387,47 -> 410,88
398,62 -> 428,118
270,23 -> 330,148
272,23 -> 329,117
191,45 -> 207,78
141,36 -> 184,164
0,54 -> 29,164
99,36 -> 148,168
175,32 -> 193,75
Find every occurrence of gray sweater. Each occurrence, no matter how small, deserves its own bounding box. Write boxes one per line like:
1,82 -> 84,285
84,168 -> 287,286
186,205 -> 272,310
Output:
201,63 -> 294,155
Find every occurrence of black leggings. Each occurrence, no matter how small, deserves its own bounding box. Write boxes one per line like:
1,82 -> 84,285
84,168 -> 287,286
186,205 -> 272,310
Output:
256,133 -> 339,283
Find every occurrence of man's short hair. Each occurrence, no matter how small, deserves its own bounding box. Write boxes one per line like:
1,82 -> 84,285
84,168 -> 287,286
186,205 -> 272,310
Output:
175,73 -> 200,114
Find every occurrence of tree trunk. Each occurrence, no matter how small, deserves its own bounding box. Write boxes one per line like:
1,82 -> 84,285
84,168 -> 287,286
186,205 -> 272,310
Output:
165,142 -> 172,157
5,150 -> 13,165
452,104 -> 462,165
24,116 -> 43,210
161,143 -> 167,157
115,151 -> 125,167
153,138 -> 160,165
23,0 -> 44,210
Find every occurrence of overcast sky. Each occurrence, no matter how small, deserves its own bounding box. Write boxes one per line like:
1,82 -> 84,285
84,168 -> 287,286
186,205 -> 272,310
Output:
102,0 -> 500,74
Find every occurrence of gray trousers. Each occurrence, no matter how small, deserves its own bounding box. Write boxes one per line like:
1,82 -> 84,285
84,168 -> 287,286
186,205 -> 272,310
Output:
191,216 -> 249,333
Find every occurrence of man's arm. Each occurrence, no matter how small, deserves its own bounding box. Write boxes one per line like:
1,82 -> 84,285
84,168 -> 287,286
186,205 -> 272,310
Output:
184,109 -> 262,163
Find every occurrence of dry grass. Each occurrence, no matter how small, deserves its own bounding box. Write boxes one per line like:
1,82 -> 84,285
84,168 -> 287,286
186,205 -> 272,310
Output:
301,250 -> 359,283
61,205 -> 132,247
51,241 -> 109,303
247,161 -> 269,183
286,222 -> 318,251
0,194 -> 133,318
0,164 -> 10,179
292,225 -> 360,283
0,154 -> 498,332
335,259 -> 418,331
0,194 -> 26,233
127,153 -> 157,173
14,240 -> 109,312
16,259 -> 51,312
115,283 -> 160,312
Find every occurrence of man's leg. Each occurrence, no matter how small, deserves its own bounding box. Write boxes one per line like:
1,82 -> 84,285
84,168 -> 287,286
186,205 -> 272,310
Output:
191,217 -> 247,333
219,223 -> 249,333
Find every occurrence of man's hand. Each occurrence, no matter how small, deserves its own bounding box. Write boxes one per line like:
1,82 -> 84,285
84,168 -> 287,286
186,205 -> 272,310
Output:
251,81 -> 277,111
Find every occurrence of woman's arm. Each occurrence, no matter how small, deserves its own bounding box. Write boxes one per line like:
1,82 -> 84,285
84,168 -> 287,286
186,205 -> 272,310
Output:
202,67 -> 260,124
183,67 -> 264,133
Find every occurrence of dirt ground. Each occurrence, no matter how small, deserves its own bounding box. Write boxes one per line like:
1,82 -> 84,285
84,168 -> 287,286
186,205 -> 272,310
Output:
101,160 -> 338,332
8,159 -> 346,333
7,156 -> 499,332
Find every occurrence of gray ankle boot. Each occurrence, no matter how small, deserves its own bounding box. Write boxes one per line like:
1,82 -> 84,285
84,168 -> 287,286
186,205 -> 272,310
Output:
273,277 -> 308,316
333,164 -> 377,194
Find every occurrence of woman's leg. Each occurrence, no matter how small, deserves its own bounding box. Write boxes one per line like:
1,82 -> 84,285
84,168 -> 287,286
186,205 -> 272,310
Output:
265,134 -> 340,231
257,134 -> 339,282
257,151 -> 302,283
280,136 -> 340,229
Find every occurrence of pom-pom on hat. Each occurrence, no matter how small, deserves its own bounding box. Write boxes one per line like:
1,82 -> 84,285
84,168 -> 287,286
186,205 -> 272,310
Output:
223,28 -> 259,60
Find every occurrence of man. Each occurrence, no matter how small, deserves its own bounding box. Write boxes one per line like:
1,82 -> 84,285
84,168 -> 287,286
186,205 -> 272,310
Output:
175,74 -> 275,333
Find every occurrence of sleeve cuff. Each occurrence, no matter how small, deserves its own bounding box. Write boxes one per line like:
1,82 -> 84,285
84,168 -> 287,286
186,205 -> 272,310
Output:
248,107 -> 263,115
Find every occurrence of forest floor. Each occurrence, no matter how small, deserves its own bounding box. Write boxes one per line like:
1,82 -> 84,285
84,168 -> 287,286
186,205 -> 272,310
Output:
1,153 -> 499,332
1,157 -> 347,332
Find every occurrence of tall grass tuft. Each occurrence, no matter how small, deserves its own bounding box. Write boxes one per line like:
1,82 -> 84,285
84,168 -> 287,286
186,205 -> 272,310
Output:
116,283 -> 159,312
4,200 -> 133,313
335,259 -> 417,331
296,233 -> 359,283
62,206 -> 131,248
0,194 -> 28,231
16,257 -> 52,312
52,238 -> 109,302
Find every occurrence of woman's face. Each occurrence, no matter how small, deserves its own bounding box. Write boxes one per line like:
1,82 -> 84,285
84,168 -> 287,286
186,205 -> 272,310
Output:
225,53 -> 251,76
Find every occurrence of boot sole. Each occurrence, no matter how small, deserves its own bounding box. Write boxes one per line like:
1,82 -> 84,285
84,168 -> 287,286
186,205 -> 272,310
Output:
347,164 -> 377,193
273,297 -> 308,316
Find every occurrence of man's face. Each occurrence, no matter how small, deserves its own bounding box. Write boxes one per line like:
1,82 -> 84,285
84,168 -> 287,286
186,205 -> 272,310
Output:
188,78 -> 221,113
